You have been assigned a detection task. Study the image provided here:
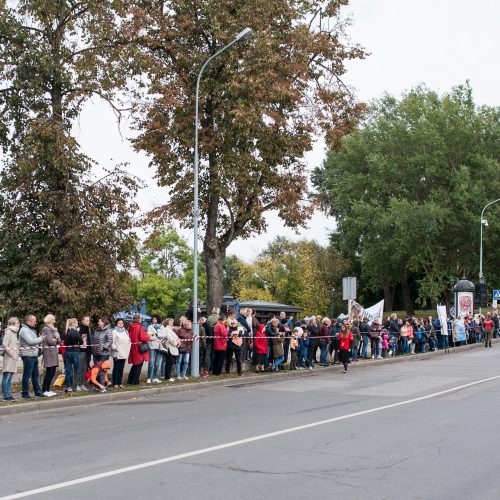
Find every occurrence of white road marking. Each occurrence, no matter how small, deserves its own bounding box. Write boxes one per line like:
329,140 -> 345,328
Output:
2,374 -> 500,499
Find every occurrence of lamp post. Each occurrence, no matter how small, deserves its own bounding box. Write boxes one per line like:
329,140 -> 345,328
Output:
479,198 -> 500,284
191,28 -> 255,377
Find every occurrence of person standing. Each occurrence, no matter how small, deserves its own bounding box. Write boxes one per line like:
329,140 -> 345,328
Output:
483,312 -> 495,348
63,318 -> 82,393
92,317 -> 113,362
225,319 -> 244,375
253,324 -> 268,372
2,317 -> 20,401
350,320 -> 361,362
161,318 -> 179,382
359,316 -> 371,359
127,315 -> 150,385
111,318 -> 131,388
213,315 -> 228,376
41,314 -> 61,396
370,319 -> 382,359
19,315 -> 45,399
77,315 -> 91,391
176,320 -> 193,380
338,324 -> 353,373
147,314 -> 163,384
198,317 -> 210,377
319,317 -> 331,366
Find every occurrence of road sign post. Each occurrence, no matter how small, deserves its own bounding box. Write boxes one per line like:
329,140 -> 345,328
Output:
342,277 -> 357,317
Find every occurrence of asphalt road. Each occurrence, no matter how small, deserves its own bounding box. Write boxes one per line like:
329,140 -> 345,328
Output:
1,347 -> 500,500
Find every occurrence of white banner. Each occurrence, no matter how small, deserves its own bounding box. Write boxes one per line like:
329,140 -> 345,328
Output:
437,305 -> 449,336
349,299 -> 385,325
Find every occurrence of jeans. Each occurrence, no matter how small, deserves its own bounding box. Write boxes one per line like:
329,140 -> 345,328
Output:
147,348 -> 160,379
158,351 -> 166,378
319,341 -> 328,364
361,335 -> 370,358
176,352 -> 190,378
65,351 -> 80,388
21,356 -> 43,397
2,372 -> 14,399
420,342 -> 427,353
351,346 -> 359,361
94,354 -> 109,363
112,359 -> 125,385
298,354 -> 311,368
400,336 -> 409,354
273,355 -> 284,369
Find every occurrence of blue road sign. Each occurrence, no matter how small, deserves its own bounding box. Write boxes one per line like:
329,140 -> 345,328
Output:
493,290 -> 500,300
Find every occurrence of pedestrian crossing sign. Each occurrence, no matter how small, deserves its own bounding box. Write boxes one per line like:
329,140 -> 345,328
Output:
493,290 -> 500,300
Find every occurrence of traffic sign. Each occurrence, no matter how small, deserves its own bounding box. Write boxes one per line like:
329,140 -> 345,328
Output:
493,290 -> 500,300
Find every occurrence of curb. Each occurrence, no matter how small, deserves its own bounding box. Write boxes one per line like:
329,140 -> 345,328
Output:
0,339 -> 496,416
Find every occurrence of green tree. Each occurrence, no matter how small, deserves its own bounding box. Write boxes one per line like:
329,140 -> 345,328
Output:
231,237 -> 349,316
131,227 -> 207,317
126,0 -> 366,313
0,1 -> 138,320
314,84 -> 500,313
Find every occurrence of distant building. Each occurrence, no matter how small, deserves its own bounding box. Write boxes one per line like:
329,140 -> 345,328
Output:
200,295 -> 303,324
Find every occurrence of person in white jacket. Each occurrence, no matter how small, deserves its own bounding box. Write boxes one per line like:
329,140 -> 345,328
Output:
161,318 -> 180,382
111,319 -> 131,388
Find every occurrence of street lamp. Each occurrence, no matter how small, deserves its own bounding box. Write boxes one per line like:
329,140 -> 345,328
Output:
479,198 -> 500,283
191,28 -> 255,377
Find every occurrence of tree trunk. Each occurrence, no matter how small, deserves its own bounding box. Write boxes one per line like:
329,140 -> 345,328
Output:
383,285 -> 394,312
401,278 -> 415,316
204,240 -> 226,315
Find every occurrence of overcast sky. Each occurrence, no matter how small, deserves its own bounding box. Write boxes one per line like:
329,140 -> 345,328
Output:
75,0 -> 500,261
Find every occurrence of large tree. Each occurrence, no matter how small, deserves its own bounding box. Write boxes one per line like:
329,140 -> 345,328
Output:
0,1 -> 138,320
226,237 -> 349,316
126,0 -> 365,311
314,84 -> 500,313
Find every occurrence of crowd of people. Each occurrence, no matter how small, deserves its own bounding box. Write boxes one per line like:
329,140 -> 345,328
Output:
1,307 -> 499,402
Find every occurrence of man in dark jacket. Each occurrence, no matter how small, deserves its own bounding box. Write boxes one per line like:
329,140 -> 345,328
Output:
359,317 -> 371,358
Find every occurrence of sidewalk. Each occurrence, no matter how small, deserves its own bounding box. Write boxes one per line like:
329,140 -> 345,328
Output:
0,339 -> 494,416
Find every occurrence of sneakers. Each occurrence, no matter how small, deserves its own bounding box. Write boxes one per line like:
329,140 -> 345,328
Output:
76,385 -> 83,392
177,377 -> 183,381
168,378 -> 175,382
183,376 -> 189,380
65,388 -> 73,393
308,366 -> 313,371
147,379 -> 152,384
153,378 -> 160,384
343,369 -> 347,373
42,391 -> 55,397
202,372 -> 209,377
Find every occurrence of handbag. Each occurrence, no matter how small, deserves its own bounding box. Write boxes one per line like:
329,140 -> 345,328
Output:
158,338 -> 169,354
53,373 -> 65,388
138,333 -> 149,353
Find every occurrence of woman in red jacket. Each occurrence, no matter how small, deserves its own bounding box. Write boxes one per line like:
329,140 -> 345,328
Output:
338,324 -> 353,374
127,315 -> 150,385
253,324 -> 268,372
213,315 -> 228,375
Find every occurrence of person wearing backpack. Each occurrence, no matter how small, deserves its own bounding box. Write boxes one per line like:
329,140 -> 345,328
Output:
2,317 -> 21,402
